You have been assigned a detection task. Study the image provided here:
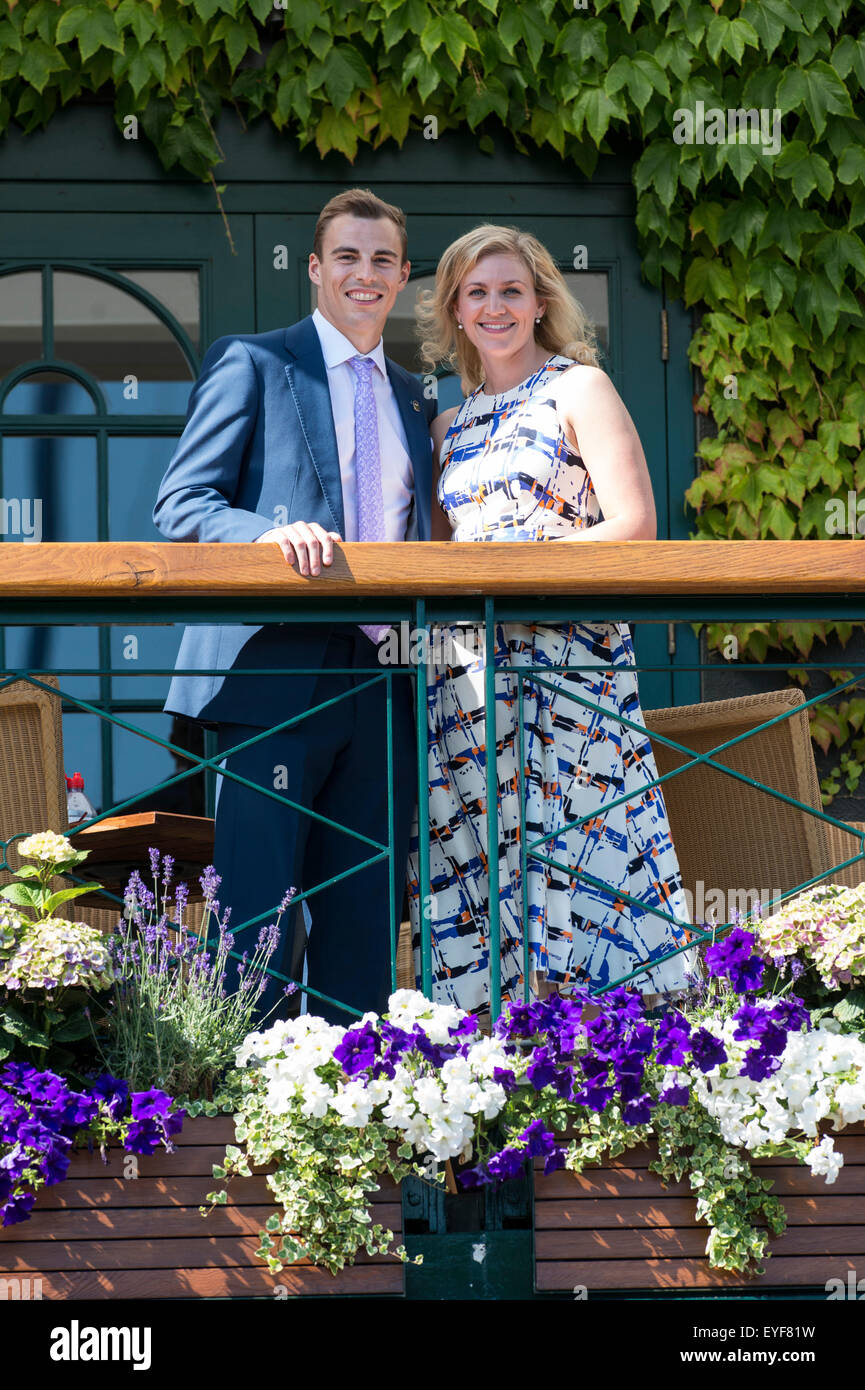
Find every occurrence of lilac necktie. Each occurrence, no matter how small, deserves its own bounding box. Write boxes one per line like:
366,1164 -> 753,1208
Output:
350,355 -> 389,646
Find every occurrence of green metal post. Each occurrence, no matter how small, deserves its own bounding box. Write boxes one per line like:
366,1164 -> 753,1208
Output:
415,599 -> 432,997
484,598 -> 501,1021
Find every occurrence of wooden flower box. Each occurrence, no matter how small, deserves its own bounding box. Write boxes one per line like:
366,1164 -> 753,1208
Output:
0,1116 -> 405,1299
534,1122 -> 865,1292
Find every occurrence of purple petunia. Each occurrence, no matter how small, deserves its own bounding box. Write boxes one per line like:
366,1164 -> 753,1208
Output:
89,1074 -> 130,1122
457,1164 -> 490,1189
622,1094 -> 654,1126
659,1082 -> 690,1106
526,1046 -> 560,1091
130,1089 -> 174,1121
518,1119 -> 557,1158
704,926 -> 765,992
655,1011 -> 692,1066
0,1065 -> 186,1227
543,1147 -> 567,1176
334,1023 -> 380,1077
486,1148 -> 526,1181
689,1027 -> 728,1073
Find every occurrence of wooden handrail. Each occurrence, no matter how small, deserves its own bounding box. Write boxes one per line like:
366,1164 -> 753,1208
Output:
0,540 -> 864,596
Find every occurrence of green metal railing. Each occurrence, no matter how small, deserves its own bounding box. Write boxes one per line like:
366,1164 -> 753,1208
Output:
3,542 -> 865,1024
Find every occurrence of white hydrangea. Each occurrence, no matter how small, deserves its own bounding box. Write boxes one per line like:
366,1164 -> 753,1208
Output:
17,830 -> 78,863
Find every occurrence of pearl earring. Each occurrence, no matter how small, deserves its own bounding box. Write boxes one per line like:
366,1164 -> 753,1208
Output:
535,316 -> 542,323
457,322 -> 463,329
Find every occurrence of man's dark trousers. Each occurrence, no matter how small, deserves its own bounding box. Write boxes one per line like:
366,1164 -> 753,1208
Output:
212,624 -> 416,1027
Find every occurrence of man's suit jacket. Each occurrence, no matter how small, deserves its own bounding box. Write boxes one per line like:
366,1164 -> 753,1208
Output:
153,315 -> 435,728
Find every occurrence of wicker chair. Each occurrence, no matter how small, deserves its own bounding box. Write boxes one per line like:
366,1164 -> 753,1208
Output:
642,687 -> 865,921
0,673 -> 69,884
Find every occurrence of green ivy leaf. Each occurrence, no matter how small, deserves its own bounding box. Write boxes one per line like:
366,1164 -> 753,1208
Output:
160,115 -> 223,178
742,0 -> 806,57
438,13 -> 480,68
684,256 -> 735,307
705,15 -> 760,65
745,256 -> 796,312
161,16 -> 200,67
189,0 -> 233,20
719,141 -> 760,191
248,0 -> 277,20
283,0 -> 329,44
778,60 -> 853,138
774,140 -> 834,203
838,145 -> 865,186
633,139 -> 680,208
508,4 -> 550,68
465,75 -> 509,127
320,45 -> 373,108
315,106 -> 359,160
375,84 -> 415,145
17,35 -> 69,91
604,55 -> 645,105
553,17 -> 608,67
832,34 -> 865,89
717,197 -> 765,255
115,0 -> 160,49
754,204 -> 824,265
814,230 -> 865,292
689,201 -> 724,249
572,85 -> 624,145
497,6 -> 522,57
58,5 -> 125,63
210,14 -> 260,72
762,496 -> 797,539
818,417 -> 861,461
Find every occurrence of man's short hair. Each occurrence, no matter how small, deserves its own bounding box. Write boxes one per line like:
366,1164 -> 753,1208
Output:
313,189 -> 408,263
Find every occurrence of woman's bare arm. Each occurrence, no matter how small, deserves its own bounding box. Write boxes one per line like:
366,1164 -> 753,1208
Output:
553,366 -> 657,542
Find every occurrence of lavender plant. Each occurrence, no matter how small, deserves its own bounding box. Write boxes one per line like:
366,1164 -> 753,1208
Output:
94,851 -> 290,1102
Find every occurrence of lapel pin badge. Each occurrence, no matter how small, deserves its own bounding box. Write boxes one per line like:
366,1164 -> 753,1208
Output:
411,399 -> 421,412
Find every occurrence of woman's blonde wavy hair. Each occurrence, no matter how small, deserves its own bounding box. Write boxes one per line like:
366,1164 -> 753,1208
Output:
417,224 -> 602,394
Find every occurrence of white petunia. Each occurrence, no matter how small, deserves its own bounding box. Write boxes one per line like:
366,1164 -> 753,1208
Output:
805,1135 -> 843,1184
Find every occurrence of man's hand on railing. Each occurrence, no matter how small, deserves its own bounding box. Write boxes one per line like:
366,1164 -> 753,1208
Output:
254,522 -> 342,576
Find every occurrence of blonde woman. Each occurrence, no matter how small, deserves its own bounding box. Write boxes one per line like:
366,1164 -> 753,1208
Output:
406,224 -> 694,1015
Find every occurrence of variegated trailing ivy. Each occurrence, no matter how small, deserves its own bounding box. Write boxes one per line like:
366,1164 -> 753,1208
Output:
1,0 -> 865,799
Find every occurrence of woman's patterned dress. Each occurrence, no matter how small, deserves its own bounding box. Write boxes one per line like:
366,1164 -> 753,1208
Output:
406,354 -> 695,1014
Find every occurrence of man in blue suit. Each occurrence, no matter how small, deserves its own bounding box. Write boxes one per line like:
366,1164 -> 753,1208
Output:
153,189 -> 434,1025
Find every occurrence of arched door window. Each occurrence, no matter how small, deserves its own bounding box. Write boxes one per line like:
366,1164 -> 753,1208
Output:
0,265 -> 204,818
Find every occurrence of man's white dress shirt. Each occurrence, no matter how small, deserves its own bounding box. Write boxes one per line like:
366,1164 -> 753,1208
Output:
311,307 -> 414,541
